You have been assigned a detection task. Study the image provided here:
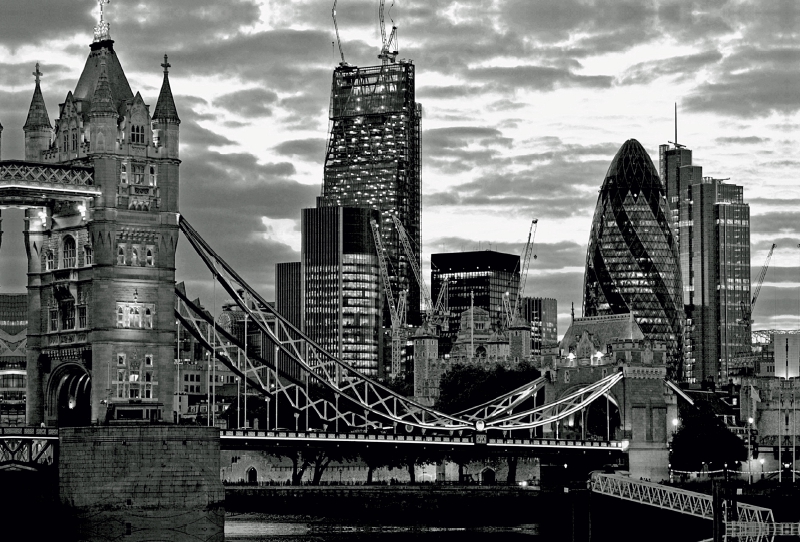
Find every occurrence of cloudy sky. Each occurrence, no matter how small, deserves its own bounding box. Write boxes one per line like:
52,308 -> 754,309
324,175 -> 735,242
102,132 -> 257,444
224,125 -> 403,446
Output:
0,0 -> 798,338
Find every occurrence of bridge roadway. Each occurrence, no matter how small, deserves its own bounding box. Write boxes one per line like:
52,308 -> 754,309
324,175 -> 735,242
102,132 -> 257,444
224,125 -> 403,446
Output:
220,428 -> 625,451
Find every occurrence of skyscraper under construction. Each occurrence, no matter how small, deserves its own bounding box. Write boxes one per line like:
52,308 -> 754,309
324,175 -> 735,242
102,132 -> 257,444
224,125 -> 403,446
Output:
319,60 -> 422,327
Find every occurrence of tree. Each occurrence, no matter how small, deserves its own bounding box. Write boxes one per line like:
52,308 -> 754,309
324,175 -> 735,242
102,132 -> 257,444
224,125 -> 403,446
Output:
670,402 -> 747,473
436,361 -> 541,414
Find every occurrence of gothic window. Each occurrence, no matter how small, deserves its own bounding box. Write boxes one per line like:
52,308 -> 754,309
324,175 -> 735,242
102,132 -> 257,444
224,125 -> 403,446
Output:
145,354 -> 153,366
144,308 -> 153,329
131,307 -> 141,328
61,301 -> 75,330
131,248 -> 139,266
148,165 -> 157,186
117,307 -> 125,328
146,249 -> 154,267
132,164 -> 145,185
49,309 -> 58,332
117,245 -> 126,265
78,306 -> 87,329
116,368 -> 128,398
45,250 -> 55,271
117,353 -> 126,366
62,134 -> 68,152
131,125 -> 145,144
71,132 -> 78,151
84,246 -> 93,266
63,236 -> 76,268
120,162 -> 128,184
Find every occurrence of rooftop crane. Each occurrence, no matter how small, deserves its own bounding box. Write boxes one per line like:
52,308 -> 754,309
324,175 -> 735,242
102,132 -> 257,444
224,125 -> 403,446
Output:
503,219 -> 538,328
391,215 -> 448,328
378,0 -> 398,64
740,243 -> 776,326
332,0 -> 348,66
370,218 -> 407,376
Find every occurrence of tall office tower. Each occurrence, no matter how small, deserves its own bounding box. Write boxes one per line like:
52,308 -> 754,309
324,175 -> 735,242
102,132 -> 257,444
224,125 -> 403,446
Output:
430,250 -> 520,354
659,143 -> 751,384
319,61 -> 421,327
275,261 -> 302,380
583,139 -> 685,378
520,297 -> 558,354
301,207 -> 383,377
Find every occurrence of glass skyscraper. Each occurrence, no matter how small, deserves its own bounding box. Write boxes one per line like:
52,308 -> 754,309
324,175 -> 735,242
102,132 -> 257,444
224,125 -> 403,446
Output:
319,62 -> 421,327
583,139 -> 685,377
301,207 -> 383,377
659,143 -> 751,384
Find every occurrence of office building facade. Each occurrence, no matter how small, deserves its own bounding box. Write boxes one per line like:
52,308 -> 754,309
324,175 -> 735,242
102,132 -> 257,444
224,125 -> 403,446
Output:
659,143 -> 751,384
301,206 -> 382,377
319,62 -> 421,327
431,250 -> 520,354
583,139 -> 685,378
520,297 -> 558,354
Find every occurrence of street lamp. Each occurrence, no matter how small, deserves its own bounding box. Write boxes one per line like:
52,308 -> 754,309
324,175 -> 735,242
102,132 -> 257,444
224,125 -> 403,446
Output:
759,458 -> 765,480
747,417 -> 754,484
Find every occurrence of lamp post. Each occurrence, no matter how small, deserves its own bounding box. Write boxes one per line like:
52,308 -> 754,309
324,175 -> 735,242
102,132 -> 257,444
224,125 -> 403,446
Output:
759,458 -> 764,480
747,416 -> 754,484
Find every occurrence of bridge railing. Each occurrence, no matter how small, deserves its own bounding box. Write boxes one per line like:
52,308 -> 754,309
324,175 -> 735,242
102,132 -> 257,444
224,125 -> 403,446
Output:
589,472 -> 774,524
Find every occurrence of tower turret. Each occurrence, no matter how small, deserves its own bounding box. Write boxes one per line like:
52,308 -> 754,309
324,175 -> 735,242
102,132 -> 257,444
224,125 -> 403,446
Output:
152,54 -> 180,160
88,59 -> 118,154
24,63 -> 53,161
509,314 -> 531,361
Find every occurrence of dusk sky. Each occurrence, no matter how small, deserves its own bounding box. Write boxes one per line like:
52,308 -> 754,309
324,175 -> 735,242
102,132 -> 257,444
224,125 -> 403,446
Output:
0,0 -> 798,338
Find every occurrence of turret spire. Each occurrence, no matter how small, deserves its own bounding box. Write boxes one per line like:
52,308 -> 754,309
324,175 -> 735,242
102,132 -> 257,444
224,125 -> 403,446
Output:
90,59 -> 117,116
24,63 -> 51,131
153,54 -> 180,123
94,0 -> 111,43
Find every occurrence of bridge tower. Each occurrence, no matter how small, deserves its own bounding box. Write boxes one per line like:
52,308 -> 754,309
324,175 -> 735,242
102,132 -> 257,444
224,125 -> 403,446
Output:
13,17 -> 181,426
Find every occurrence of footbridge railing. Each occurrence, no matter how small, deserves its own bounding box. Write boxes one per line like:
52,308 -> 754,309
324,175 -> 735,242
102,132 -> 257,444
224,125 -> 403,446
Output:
589,472 -> 774,524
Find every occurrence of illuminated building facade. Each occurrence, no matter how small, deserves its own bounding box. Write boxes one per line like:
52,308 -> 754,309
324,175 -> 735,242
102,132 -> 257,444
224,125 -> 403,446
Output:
320,62 -> 421,327
520,297 -> 558,354
0,294 -> 27,424
301,206 -> 382,377
583,139 -> 685,378
431,250 -> 520,354
659,143 -> 751,384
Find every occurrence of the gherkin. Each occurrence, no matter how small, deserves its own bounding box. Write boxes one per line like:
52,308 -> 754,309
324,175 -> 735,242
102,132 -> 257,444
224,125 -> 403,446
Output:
583,139 -> 685,377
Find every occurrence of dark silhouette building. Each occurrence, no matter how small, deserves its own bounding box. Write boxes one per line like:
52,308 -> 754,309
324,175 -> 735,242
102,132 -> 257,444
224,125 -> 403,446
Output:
431,250 -> 520,355
520,297 -> 558,354
659,142 -> 751,384
583,139 -> 685,378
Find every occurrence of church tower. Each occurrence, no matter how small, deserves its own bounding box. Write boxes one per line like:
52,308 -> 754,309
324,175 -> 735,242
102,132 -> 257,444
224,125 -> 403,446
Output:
22,4 -> 182,426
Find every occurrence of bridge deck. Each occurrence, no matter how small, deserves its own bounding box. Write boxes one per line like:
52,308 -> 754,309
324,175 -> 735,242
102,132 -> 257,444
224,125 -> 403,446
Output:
0,427 -> 59,440
221,429 -> 624,450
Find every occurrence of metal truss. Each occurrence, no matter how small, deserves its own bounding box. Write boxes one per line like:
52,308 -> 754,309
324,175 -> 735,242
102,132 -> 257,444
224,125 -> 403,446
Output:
484,372 -> 624,430
178,217 -> 470,431
590,473 -> 774,526
0,428 -> 58,471
453,377 -> 548,423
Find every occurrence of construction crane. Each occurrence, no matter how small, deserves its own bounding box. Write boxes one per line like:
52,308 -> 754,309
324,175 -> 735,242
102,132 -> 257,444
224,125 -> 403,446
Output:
370,219 -> 407,376
378,0 -> 398,64
332,0 -> 348,66
503,219 -> 538,328
740,243 -> 776,326
391,215 -> 448,328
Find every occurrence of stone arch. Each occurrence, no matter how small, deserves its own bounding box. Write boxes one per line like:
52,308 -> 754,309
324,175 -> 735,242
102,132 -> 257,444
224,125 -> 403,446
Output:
46,361 -> 91,427
62,235 -> 76,268
247,467 -> 258,484
479,467 -> 496,485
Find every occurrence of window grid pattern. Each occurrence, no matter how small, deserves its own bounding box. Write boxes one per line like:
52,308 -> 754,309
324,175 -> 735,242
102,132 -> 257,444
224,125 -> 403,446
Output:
583,139 -> 685,378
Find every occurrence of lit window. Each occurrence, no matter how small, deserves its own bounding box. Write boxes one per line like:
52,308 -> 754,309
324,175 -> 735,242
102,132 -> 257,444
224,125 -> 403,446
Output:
131,248 -> 139,266
145,354 -> 153,366
148,165 -> 157,186
120,162 -> 128,184
145,308 -> 153,329
117,353 -> 126,366
117,245 -> 126,265
132,164 -> 145,185
146,249 -> 154,267
117,307 -> 125,328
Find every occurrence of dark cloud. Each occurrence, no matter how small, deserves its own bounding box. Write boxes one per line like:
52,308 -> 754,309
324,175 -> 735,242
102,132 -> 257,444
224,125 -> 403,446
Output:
214,88 -> 278,118
751,212 -> 800,235
273,138 -> 326,162
618,51 -> 723,86
715,136 -> 770,145
0,2 -> 90,49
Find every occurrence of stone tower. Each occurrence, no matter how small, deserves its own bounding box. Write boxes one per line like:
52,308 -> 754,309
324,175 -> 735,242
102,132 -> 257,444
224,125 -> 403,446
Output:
20,15 -> 181,426
508,314 -> 531,361
412,323 -> 440,406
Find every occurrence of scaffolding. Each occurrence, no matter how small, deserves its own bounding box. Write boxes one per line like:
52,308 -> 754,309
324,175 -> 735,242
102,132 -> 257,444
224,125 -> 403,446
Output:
322,61 -> 421,331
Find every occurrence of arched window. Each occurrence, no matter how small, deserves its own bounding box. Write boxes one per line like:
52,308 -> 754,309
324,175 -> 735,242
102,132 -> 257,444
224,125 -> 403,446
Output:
120,162 -> 128,184
145,308 -> 153,329
148,165 -> 157,186
63,236 -> 76,268
84,246 -> 93,266
146,249 -> 154,267
131,307 -> 141,328
117,246 -> 126,265
131,125 -> 145,144
131,248 -> 139,266
117,307 -> 125,328
45,250 -> 54,271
